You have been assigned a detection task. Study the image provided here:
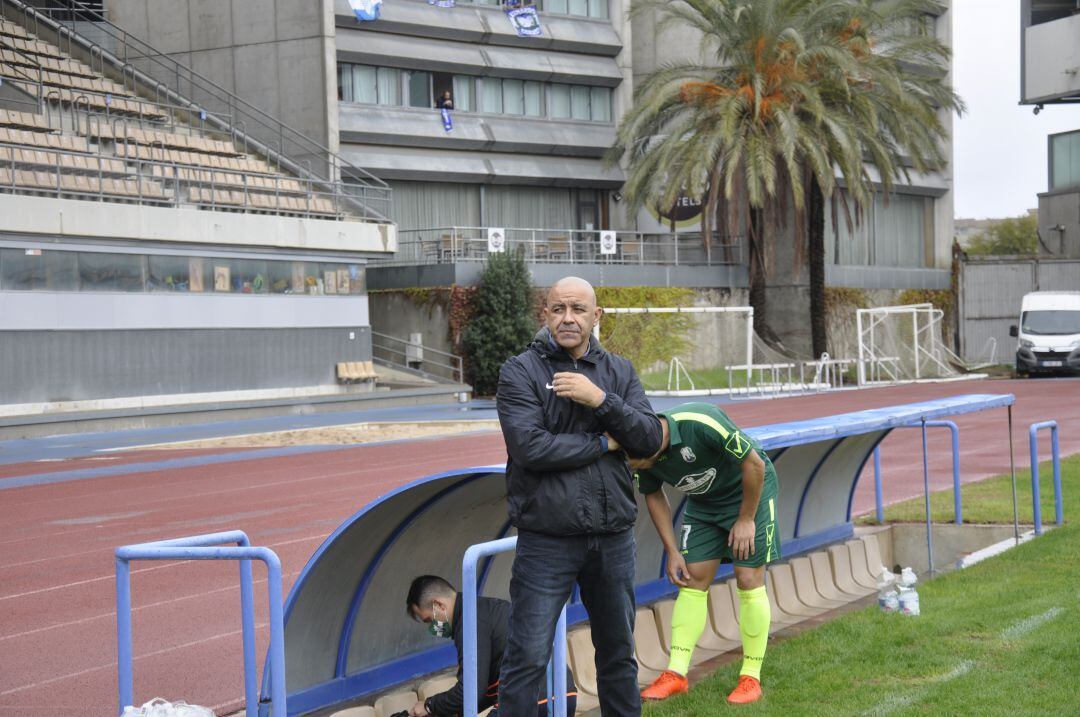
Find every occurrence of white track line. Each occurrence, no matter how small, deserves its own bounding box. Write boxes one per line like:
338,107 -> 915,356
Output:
1001,607 -> 1064,641
862,660 -> 975,717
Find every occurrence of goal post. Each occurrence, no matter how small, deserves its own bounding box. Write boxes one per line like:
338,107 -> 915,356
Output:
595,306 -> 754,393
856,303 -> 976,386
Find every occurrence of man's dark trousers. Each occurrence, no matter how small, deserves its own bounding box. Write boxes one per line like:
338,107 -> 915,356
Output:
499,528 -> 640,717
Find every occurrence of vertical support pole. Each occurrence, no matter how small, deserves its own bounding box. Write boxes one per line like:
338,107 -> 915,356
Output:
115,558 -> 133,715
1009,406 -> 1019,546
946,421 -> 962,525
265,553 -> 287,717
1030,426 -> 1044,536
1052,425 -> 1062,527
873,446 -> 884,524
856,310 -> 866,386
463,548 -> 480,717
913,311 -> 920,380
745,307 -> 754,374
921,417 -> 934,575
239,558 -> 258,715
553,606 -> 567,717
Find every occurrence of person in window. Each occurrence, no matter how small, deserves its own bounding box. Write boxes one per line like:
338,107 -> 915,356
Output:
436,90 -> 454,110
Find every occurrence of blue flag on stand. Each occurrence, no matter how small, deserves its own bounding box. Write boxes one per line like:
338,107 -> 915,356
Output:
506,4 -> 543,37
441,108 -> 453,132
349,0 -> 382,22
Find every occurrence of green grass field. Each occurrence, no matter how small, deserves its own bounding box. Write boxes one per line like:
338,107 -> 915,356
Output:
638,368 -> 770,391
644,455 -> 1080,716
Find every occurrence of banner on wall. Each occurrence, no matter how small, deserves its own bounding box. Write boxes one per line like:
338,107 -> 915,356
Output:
348,0 -> 382,22
440,107 -> 453,132
599,230 -> 617,255
487,227 -> 506,253
506,5 -> 543,37
428,0 -> 456,6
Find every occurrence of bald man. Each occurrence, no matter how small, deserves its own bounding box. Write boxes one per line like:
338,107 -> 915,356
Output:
496,277 -> 662,717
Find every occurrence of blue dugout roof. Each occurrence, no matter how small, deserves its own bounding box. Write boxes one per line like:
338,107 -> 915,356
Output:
263,393 -> 1014,716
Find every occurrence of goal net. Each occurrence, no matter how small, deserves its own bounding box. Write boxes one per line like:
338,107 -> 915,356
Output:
855,303 -> 976,385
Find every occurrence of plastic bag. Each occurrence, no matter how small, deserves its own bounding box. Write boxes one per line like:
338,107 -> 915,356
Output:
121,698 -> 215,717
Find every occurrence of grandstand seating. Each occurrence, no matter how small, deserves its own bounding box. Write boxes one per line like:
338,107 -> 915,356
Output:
0,14 -> 351,220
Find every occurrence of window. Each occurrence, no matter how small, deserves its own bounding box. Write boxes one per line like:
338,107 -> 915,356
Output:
545,0 -> 568,12
352,65 -> 378,104
78,252 -> 144,292
406,70 -> 431,108
550,84 -> 571,119
452,75 -> 474,112
148,255 -> 211,292
377,67 -> 401,106
570,85 -> 591,120
568,0 -> 588,16
0,248 -> 77,291
502,79 -> 524,115
524,82 -> 543,117
587,0 -> 608,18
590,86 -> 611,122
1051,131 -> 1080,191
480,78 -> 503,114
337,64 -> 352,102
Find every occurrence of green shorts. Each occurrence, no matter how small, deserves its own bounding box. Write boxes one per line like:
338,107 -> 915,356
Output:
679,491 -> 781,567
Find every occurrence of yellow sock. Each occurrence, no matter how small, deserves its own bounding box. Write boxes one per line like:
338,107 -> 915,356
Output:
737,586 -> 770,680
667,587 -> 708,676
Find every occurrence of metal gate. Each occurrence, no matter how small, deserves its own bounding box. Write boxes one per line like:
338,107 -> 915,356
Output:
958,257 -> 1080,362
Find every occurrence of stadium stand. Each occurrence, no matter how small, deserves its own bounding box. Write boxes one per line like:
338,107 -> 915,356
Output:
0,13 -> 361,220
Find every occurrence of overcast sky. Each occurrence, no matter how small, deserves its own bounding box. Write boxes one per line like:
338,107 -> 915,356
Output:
952,0 -> 1080,219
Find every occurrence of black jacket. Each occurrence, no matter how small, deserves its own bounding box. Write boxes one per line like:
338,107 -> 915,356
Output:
425,593 -> 575,716
496,328 -> 663,536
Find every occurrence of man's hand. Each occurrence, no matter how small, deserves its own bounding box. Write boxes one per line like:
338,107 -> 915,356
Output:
552,371 -> 605,408
604,432 -> 621,452
409,700 -> 429,717
666,550 -> 690,587
728,517 -> 756,562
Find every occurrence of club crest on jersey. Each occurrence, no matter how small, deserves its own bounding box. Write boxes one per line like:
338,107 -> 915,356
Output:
725,431 -> 750,459
680,446 -> 696,463
674,467 -> 717,495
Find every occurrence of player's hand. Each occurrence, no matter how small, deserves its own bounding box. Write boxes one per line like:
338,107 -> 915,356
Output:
604,432 -> 621,452
728,518 -> 756,561
666,550 -> 690,587
410,701 -> 429,717
552,372 -> 605,408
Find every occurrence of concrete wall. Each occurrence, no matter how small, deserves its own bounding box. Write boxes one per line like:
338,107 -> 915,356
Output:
103,0 -> 338,159
368,290 -> 457,362
0,193 -> 394,254
1038,189 -> 1080,257
0,326 -> 372,403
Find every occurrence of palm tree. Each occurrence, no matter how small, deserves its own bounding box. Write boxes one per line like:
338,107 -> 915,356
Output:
611,0 -> 963,355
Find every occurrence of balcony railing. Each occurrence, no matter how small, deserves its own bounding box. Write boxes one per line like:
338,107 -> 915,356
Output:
376,227 -> 743,267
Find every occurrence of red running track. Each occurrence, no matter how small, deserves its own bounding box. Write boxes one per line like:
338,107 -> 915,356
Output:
1,379 -> 1076,715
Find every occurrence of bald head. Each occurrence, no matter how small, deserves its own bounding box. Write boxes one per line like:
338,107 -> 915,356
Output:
548,276 -> 596,307
544,276 -> 601,360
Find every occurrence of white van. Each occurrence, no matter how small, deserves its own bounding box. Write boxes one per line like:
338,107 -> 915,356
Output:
1010,291 -> 1080,375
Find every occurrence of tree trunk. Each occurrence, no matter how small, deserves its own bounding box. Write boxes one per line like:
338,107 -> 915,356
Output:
808,176 -> 827,358
747,206 -> 781,346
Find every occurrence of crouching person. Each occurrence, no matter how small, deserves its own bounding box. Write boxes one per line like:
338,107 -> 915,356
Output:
406,575 -> 577,716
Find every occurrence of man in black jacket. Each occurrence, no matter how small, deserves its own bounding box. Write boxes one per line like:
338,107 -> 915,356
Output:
405,575 -> 577,716
497,276 -> 663,717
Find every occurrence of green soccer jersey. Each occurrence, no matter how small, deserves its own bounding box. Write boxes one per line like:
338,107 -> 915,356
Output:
635,402 -> 775,510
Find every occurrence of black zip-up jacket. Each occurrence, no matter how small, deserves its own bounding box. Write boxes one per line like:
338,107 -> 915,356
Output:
424,593 -> 576,716
496,328 -> 663,535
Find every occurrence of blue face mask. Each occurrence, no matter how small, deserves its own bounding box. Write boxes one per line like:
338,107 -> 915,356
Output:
428,603 -> 451,639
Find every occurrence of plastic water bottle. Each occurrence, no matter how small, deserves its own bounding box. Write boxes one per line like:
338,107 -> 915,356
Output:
877,567 -> 899,613
897,568 -> 920,616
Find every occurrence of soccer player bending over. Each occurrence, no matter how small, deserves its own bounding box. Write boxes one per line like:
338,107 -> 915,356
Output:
632,402 -> 781,705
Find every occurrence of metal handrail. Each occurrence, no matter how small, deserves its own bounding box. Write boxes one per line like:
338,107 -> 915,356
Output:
387,226 -> 743,267
0,0 -> 391,221
371,330 -> 464,383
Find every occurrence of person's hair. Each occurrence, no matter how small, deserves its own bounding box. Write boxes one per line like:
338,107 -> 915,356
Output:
405,575 -> 456,619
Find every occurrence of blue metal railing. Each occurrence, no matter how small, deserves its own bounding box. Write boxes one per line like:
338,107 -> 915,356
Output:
873,419 -> 963,525
1029,420 -> 1063,535
462,536 -> 567,717
114,530 -> 286,717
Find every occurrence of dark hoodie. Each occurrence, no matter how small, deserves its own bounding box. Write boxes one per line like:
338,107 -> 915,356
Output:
496,328 -> 663,535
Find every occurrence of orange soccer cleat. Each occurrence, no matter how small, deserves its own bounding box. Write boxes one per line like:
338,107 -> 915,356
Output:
640,670 -> 689,701
726,675 -> 762,704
